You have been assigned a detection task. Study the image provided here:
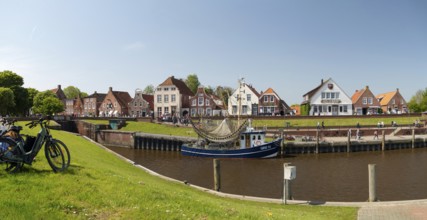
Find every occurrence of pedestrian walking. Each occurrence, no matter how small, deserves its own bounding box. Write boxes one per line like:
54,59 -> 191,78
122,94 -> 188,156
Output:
373,130 -> 378,140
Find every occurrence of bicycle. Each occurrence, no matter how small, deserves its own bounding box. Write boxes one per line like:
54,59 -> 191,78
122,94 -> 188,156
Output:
0,116 -> 70,173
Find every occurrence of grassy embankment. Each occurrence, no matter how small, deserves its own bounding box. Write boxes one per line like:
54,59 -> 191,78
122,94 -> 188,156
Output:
0,122 -> 357,219
85,115 -> 421,137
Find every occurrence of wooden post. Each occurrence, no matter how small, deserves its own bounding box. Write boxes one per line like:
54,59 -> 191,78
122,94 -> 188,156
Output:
280,130 -> 285,155
283,163 -> 292,204
214,159 -> 221,191
368,164 -> 377,202
412,128 -> 415,149
316,130 -> 319,154
381,130 -> 385,151
347,129 -> 351,152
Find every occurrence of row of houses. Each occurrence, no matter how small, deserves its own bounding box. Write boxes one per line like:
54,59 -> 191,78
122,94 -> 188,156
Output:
53,76 -> 408,118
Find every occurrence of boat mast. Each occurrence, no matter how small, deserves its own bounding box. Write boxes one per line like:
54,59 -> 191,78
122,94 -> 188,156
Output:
238,77 -> 244,127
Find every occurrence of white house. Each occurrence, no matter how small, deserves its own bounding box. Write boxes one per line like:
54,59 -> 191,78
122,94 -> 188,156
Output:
228,79 -> 261,116
302,78 -> 353,116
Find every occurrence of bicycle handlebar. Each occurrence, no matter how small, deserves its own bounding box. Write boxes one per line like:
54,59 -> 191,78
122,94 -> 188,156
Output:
25,116 -> 52,129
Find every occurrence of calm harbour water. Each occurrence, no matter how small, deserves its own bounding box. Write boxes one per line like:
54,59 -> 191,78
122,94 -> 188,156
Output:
107,146 -> 427,202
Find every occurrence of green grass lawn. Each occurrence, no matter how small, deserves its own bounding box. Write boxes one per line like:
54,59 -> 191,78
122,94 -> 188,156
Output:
0,122 -> 358,219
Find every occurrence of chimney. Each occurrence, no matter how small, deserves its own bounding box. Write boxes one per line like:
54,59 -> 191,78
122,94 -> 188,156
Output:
109,87 -> 113,92
321,79 -> 324,84
396,88 -> 399,92
355,90 -> 359,93
365,85 -> 369,90
58,85 -> 61,90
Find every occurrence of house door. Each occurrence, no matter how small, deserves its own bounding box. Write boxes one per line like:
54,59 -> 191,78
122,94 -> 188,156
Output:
332,105 -> 339,115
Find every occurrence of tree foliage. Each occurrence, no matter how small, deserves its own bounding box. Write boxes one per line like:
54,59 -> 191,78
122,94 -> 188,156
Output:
408,88 -> 427,113
32,91 -> 64,115
0,70 -> 29,116
0,87 -> 15,116
0,70 -> 24,87
143,85 -> 155,95
63,86 -> 87,99
185,74 -> 200,94
214,86 -> 233,109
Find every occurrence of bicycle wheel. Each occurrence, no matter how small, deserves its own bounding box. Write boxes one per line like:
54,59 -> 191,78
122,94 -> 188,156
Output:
0,137 -> 24,173
45,139 -> 70,172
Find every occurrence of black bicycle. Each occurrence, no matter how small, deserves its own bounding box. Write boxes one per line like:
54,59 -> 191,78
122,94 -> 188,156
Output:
0,117 -> 70,173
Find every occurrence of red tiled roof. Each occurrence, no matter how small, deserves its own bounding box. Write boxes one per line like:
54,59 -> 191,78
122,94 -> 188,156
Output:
159,76 -> 194,96
376,91 -> 397,105
142,94 -> 154,111
351,88 -> 365,103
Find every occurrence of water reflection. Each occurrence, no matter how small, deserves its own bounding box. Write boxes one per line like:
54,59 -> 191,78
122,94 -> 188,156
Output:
108,146 -> 427,202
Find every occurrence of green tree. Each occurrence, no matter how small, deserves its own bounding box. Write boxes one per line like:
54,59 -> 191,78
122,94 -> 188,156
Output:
408,88 -> 427,113
0,70 -> 24,87
0,70 -> 29,116
185,74 -> 200,94
63,86 -> 87,99
33,91 -> 64,115
214,86 -> 233,109
204,86 -> 214,95
0,87 -> 15,116
143,85 -> 155,95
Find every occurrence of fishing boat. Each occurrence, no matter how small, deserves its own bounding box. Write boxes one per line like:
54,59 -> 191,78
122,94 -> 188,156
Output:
181,118 -> 282,158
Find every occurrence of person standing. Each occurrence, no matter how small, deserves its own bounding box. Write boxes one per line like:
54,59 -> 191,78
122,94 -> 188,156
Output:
373,130 -> 379,140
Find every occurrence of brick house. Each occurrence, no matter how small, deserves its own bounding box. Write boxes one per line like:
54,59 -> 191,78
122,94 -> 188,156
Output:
351,86 -> 381,115
154,76 -> 194,118
190,86 -> 225,117
51,85 -> 67,102
376,88 -> 408,114
301,78 -> 353,116
83,91 -> 107,117
128,88 -> 154,117
99,87 -> 132,117
258,88 -> 291,116
228,80 -> 261,116
64,95 -> 84,116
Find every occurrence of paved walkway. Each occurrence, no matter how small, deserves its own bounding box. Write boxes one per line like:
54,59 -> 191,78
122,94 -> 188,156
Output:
358,200 -> 427,220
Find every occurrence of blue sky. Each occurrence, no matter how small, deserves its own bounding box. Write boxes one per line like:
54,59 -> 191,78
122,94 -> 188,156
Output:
1,0 -> 426,104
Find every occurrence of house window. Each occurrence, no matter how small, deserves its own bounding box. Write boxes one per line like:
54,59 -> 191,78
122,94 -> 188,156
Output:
344,105 -> 348,112
192,99 -> 196,106
206,99 -> 210,106
340,106 -> 343,112
134,102 -> 137,107
232,106 -> 237,114
331,93 -> 335,99
264,96 -> 268,102
336,92 -> 340,99
164,107 -> 169,114
313,105 -> 318,113
206,108 -> 212,116
198,97 -> 204,106
270,96 -> 274,102
328,106 -> 331,112
363,97 -> 367,105
242,105 -> 248,114
326,93 -> 330,99
198,108 -> 204,115
164,95 -> 169,103
247,94 -> 251,102
392,99 -> 395,105
171,106 -> 176,114
191,108 -> 196,116
157,88 -> 161,91
171,94 -> 176,102
322,93 -> 325,99
157,107 -> 162,116
157,95 -> 162,103
164,88 -> 169,91
368,97 -> 373,105
171,87 -> 176,91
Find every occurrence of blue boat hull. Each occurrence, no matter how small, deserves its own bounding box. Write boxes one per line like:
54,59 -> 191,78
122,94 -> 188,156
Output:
181,138 -> 282,158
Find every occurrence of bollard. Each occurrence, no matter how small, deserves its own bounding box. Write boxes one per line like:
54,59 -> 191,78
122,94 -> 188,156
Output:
283,163 -> 292,204
368,164 -> 377,202
214,159 -> 221,191
412,129 -> 415,149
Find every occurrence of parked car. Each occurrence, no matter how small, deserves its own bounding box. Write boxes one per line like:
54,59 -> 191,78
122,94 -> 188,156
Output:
161,113 -> 172,122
